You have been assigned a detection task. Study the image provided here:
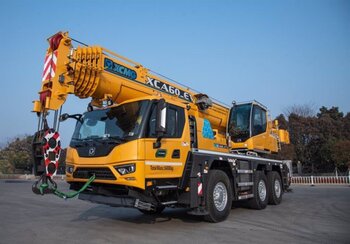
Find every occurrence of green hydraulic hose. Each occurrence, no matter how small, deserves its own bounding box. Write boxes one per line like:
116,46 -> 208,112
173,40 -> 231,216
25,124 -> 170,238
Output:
54,174 -> 96,199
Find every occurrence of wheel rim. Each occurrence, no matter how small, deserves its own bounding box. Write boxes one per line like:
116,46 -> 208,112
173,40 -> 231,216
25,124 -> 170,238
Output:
274,179 -> 281,198
213,182 -> 228,212
258,180 -> 267,201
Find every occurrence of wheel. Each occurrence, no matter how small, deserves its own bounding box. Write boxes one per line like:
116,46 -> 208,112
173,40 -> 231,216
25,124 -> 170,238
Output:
267,171 -> 283,205
204,170 -> 233,223
138,205 -> 165,215
248,171 -> 268,210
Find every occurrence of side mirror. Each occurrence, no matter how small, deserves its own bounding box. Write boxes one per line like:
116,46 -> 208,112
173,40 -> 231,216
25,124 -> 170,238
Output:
154,99 -> 167,149
59,113 -> 70,122
156,99 -> 167,134
59,113 -> 82,123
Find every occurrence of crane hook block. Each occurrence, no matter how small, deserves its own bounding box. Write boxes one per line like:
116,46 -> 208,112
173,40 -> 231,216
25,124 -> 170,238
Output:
42,129 -> 61,177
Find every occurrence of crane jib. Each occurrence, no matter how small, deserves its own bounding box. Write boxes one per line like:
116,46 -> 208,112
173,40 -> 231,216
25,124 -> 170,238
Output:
104,58 -> 193,103
104,58 -> 137,80
146,77 -> 193,103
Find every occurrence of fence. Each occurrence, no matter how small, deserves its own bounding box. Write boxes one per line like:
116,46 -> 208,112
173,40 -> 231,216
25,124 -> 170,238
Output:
291,175 -> 350,185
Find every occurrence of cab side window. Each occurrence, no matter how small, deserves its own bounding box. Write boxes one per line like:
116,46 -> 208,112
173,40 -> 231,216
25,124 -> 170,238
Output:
252,105 -> 267,136
147,103 -> 185,138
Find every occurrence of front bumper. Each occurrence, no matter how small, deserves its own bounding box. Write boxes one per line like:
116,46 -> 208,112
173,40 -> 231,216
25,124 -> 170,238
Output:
66,162 -> 145,190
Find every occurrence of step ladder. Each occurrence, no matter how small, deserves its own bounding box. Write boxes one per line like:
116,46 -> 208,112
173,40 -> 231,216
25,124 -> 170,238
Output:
154,185 -> 179,206
236,161 -> 254,200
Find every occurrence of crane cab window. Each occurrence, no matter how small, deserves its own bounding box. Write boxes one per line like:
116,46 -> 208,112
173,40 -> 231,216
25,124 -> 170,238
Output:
148,103 -> 185,138
228,104 -> 251,142
252,105 -> 267,136
71,100 -> 150,141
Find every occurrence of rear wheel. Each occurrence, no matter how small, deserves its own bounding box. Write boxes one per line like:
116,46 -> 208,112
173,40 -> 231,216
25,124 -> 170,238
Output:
267,171 -> 283,205
204,170 -> 233,222
248,171 -> 268,210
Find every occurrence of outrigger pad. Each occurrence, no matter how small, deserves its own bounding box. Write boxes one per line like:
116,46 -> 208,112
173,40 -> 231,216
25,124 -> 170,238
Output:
42,129 -> 61,177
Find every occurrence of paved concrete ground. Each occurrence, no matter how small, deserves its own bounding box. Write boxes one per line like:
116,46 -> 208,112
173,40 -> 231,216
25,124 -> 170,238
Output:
0,181 -> 349,244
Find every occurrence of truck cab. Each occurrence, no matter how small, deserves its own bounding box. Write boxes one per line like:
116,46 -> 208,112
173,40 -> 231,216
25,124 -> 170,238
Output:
66,97 -> 191,191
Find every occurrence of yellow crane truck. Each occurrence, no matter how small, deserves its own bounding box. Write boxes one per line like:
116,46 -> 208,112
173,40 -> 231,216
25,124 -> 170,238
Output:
32,32 -> 290,222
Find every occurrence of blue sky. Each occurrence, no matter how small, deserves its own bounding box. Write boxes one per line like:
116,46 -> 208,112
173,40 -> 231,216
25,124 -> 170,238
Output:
0,0 -> 349,146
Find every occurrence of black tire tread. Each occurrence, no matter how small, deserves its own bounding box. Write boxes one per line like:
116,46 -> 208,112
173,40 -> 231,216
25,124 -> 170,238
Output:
267,171 -> 283,205
204,170 -> 233,223
248,171 -> 268,210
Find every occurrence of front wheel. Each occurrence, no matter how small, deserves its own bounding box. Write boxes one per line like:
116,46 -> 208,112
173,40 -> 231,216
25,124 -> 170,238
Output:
204,170 -> 233,223
248,171 -> 268,210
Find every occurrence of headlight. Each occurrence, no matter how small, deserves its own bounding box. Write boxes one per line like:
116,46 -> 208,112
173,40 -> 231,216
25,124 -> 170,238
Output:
66,164 -> 74,174
115,164 -> 136,175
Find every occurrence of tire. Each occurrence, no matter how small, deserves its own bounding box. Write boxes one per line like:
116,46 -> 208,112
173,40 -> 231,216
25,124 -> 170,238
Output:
267,171 -> 283,205
248,171 -> 268,210
204,170 -> 233,223
138,205 -> 165,215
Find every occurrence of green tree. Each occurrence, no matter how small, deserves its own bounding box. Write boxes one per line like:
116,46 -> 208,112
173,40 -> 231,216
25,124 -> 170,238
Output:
0,135 -> 67,174
0,136 -> 34,173
277,105 -> 350,174
317,106 -> 343,120
0,153 -> 15,174
330,140 -> 350,170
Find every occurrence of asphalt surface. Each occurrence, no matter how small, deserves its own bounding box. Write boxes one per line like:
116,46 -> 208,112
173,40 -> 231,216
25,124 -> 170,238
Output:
0,181 -> 349,244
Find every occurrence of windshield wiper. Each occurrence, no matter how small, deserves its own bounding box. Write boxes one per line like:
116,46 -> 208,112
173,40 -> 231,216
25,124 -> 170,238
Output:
105,136 -> 127,143
85,135 -> 101,140
70,138 -> 88,147
72,136 -> 127,145
88,136 -> 127,145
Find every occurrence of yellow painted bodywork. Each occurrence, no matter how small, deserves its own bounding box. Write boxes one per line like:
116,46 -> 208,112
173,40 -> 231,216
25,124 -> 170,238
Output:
66,99 -> 191,189
232,120 -> 280,153
34,32 -> 289,190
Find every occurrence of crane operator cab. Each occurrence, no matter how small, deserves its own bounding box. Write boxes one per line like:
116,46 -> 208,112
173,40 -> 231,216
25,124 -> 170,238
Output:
228,101 -> 280,154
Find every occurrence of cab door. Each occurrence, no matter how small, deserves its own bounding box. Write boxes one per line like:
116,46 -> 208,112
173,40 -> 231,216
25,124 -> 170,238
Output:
250,104 -> 268,150
143,102 -> 190,179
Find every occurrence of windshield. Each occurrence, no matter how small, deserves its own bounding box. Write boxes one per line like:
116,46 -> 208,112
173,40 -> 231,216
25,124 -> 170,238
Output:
72,100 -> 149,141
229,104 -> 251,142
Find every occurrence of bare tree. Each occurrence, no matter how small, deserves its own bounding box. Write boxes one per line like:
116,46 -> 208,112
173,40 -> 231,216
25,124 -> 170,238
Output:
284,103 -> 316,118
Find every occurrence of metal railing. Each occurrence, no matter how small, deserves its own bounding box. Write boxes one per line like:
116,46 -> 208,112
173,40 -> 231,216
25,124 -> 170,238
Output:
291,175 -> 350,185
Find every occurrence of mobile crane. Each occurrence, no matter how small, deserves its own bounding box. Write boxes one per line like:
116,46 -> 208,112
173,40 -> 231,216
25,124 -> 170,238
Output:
32,31 -> 290,222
